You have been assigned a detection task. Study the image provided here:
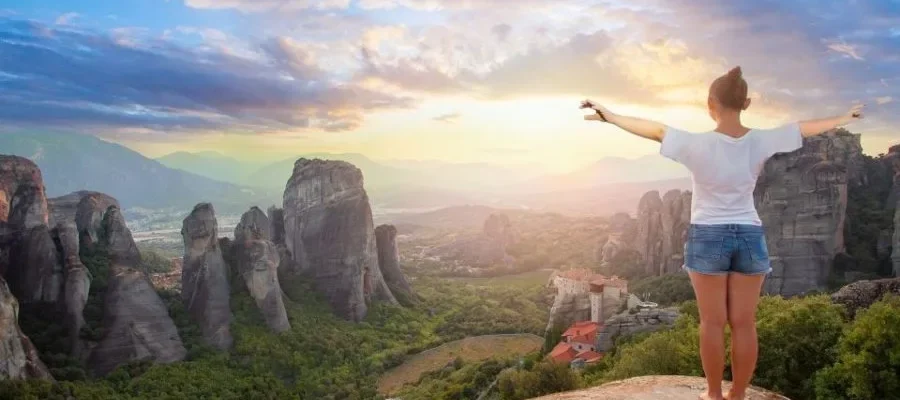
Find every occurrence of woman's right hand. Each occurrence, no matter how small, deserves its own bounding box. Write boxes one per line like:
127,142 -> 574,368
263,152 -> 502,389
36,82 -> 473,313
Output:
580,99 -> 612,122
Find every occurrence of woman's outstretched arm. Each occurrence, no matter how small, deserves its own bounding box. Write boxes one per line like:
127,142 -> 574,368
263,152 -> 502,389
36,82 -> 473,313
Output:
799,104 -> 864,137
581,99 -> 665,142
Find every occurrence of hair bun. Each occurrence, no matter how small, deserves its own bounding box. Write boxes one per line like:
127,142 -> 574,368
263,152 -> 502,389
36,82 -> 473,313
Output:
727,66 -> 743,78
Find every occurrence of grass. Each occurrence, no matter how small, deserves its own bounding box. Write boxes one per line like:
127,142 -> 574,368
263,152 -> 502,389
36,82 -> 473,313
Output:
377,333 -> 543,395
448,268 -> 555,288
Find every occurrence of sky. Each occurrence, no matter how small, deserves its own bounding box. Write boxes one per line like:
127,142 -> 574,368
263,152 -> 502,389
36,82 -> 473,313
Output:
1,0 -> 899,172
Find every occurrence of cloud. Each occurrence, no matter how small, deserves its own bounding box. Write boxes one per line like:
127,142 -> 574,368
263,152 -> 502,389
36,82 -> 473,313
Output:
55,12 -> 78,25
491,23 -> 512,42
0,18 -> 412,132
826,40 -> 865,60
876,96 -> 893,105
184,0 -> 350,12
433,112 -> 461,123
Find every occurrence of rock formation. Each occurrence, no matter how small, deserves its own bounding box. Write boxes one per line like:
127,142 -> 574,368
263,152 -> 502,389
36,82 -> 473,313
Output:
599,213 -> 637,266
830,277 -> 900,318
283,159 -> 395,321
266,206 -> 294,275
546,291 -> 593,332
528,375 -> 789,400
0,156 -> 60,304
54,222 -> 90,358
375,224 -> 415,305
634,191 -> 663,276
0,275 -> 53,380
426,213 -> 517,271
88,206 -> 186,376
181,203 -> 233,349
233,207 -> 290,333
754,130 -> 863,296
595,307 -> 679,352
660,190 -> 691,275
48,191 -> 119,250
886,145 -> 900,277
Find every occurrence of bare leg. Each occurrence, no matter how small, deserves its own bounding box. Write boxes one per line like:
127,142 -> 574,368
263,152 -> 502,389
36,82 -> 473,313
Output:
688,271 -> 728,400
725,273 -> 765,400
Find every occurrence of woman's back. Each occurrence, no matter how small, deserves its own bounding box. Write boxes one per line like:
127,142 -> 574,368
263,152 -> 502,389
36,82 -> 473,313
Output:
659,123 -> 802,225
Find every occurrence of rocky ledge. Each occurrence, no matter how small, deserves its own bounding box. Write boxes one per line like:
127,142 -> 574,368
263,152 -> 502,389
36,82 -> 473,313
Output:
528,376 -> 789,400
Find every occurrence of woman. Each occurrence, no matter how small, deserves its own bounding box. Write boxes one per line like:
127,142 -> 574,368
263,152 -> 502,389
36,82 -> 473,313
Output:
580,66 -> 863,400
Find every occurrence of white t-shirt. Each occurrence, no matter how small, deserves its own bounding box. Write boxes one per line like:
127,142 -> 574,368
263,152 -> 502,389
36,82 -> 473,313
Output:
660,123 -> 803,225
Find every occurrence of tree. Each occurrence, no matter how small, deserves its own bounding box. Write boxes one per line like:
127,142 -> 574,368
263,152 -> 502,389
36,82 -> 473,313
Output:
816,295 -> 900,400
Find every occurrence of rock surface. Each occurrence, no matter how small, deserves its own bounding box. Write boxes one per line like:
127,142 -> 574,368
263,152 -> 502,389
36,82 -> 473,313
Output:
599,212 -> 637,266
181,203 -> 233,349
545,291 -> 592,331
88,206 -> 186,376
233,207 -> 290,333
596,307 -> 679,352
660,190 -> 691,275
634,191 -> 663,276
54,222 -> 90,357
528,376 -> 789,400
0,275 -> 53,380
283,159 -> 393,320
0,155 -> 59,303
830,278 -> 900,317
753,130 -> 863,296
375,224 -> 415,305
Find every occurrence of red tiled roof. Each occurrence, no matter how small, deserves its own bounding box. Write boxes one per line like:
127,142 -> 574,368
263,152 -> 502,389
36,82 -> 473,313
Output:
574,350 -> 604,363
562,321 -> 601,343
548,342 -> 578,364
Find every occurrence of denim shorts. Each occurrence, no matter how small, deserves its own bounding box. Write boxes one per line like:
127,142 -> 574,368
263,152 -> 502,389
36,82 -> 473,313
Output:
683,224 -> 772,276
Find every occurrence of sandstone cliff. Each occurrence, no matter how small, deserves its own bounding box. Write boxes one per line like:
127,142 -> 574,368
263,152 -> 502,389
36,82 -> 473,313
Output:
233,207 -> 290,333
426,213 -> 517,272
88,206 -> 186,376
754,130 -> 863,296
181,203 -> 233,349
0,275 -> 53,380
283,159 -> 394,321
599,212 -> 637,266
595,307 -> 679,352
885,145 -> 900,277
528,376 -> 789,400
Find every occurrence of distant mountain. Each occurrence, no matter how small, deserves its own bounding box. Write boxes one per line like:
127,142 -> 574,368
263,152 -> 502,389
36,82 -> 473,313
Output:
0,131 -> 268,211
156,151 -> 266,184
516,155 -> 688,192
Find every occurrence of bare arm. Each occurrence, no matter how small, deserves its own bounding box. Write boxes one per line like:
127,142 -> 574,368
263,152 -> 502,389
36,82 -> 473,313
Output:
799,104 -> 864,137
581,99 -> 665,142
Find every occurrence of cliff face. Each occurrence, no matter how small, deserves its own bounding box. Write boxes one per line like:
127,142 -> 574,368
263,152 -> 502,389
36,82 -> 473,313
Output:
282,159 -> 392,321
884,145 -> 900,277
181,203 -> 233,350
754,130 -> 863,296
0,275 -> 52,380
426,213 -> 517,271
0,156 -> 59,304
88,206 -> 186,376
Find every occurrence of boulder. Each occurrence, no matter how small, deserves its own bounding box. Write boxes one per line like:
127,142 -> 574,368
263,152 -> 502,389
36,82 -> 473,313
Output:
88,206 -> 186,376
375,224 -> 415,305
0,275 -> 53,380
282,159 -> 393,321
830,278 -> 900,318
596,307 -> 679,352
181,203 -> 233,349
